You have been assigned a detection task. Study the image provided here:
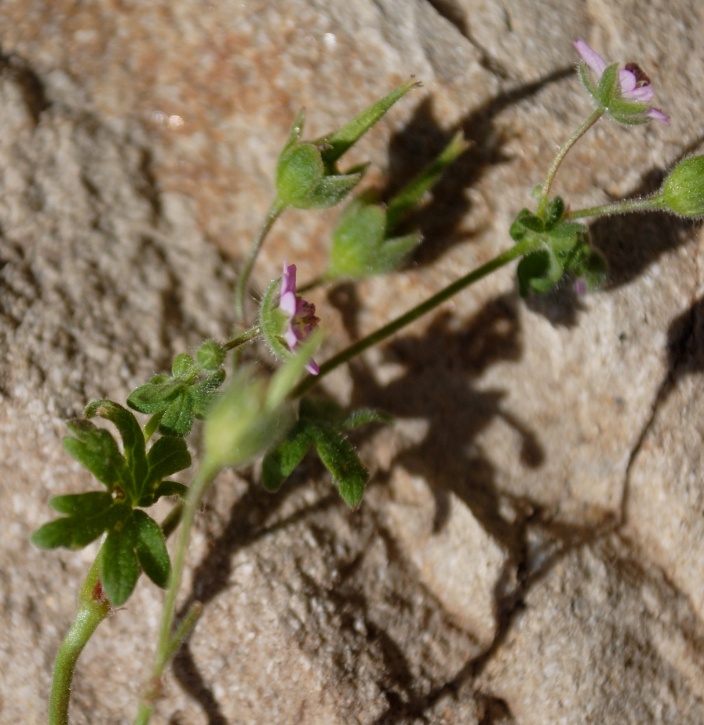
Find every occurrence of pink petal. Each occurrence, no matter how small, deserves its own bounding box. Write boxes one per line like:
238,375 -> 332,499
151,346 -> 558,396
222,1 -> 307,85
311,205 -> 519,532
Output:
305,359 -> 320,375
575,40 -> 607,76
646,107 -> 670,124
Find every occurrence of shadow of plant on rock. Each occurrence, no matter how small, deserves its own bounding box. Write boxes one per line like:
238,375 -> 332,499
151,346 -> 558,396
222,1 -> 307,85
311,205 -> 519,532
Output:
346,293 -> 543,552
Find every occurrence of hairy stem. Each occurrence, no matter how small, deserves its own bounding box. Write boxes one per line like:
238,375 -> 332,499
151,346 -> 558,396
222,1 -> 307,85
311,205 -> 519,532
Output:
48,505 -> 184,725
234,202 -> 285,321
135,463 -> 219,725
536,107 -> 604,218
49,554 -> 111,725
567,196 -> 660,220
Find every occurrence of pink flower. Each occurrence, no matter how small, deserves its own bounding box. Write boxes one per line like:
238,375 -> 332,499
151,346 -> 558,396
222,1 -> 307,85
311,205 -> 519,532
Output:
574,40 -> 669,125
279,262 -> 320,375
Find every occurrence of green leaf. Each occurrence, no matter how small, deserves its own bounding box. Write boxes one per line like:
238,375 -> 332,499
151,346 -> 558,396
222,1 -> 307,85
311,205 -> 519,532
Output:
196,340 -> 226,370
153,480 -> 188,500
86,401 -> 148,498
190,368 -> 226,418
63,420 -> 125,489
310,427 -> 368,507
159,394 -> 195,438
132,510 -> 171,589
172,353 -> 196,378
101,522 -> 140,606
144,436 -> 191,491
49,491 -> 114,516
544,196 -> 566,229
262,421 -> 314,492
127,378 -> 183,415
31,500 -> 125,550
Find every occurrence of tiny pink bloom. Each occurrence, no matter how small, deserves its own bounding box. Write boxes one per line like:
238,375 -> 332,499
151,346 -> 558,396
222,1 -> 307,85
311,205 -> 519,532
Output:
574,40 -> 669,124
280,261 -> 320,375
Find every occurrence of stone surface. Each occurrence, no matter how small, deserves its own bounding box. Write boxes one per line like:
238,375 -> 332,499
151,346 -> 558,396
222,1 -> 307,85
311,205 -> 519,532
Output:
1,1 -> 703,724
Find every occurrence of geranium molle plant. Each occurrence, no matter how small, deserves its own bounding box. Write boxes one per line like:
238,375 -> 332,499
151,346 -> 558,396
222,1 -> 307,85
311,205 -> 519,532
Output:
31,40 -> 704,725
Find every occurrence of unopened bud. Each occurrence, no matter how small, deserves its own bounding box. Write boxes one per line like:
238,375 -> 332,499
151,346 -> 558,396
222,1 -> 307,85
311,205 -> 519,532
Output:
656,156 -> 704,217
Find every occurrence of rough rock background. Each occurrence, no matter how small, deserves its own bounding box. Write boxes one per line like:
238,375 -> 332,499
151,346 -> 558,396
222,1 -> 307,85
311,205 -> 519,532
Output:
1,1 -> 703,723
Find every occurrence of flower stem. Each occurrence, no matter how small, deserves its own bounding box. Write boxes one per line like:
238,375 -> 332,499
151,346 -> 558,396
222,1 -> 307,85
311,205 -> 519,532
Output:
223,325 -> 261,352
292,238 -> 538,398
567,196 -> 660,220
536,107 -> 604,218
135,462 -> 220,725
49,554 -> 111,725
234,201 -> 285,321
48,506 -> 183,725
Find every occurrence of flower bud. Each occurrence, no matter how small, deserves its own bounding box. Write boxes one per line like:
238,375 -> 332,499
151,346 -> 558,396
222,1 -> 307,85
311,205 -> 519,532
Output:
203,369 -> 295,470
656,156 -> 704,217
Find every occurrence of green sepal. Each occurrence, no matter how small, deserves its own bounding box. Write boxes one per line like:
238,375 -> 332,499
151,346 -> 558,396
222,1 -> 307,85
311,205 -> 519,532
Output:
608,97 -> 652,125
101,518 -> 140,606
259,275 -> 293,364
300,171 -> 365,210
276,143 -> 325,205
131,510 -> 171,589
284,109 -> 306,148
310,426 -> 368,508
31,494 -> 123,550
317,78 -> 420,168
63,420 -> 126,491
577,61 -> 597,100
328,195 -> 422,279
262,421 -> 314,492
595,63 -> 619,107
85,401 -> 148,498
374,232 -> 423,274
